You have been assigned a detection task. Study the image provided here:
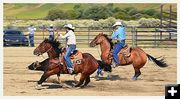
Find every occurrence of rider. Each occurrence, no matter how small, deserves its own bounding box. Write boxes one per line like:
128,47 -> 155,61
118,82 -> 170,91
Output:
58,24 -> 76,74
111,21 -> 126,67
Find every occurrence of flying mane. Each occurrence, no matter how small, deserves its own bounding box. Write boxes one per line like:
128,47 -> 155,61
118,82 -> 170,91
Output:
44,38 -> 62,54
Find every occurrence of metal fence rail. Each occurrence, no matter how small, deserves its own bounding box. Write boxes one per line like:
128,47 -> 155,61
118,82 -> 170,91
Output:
3,26 -> 177,48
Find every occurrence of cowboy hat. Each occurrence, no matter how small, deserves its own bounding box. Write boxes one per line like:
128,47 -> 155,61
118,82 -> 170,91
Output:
64,24 -> 75,30
112,21 -> 123,27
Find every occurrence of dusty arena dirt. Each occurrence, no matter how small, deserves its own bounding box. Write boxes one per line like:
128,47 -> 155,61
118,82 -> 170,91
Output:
3,47 -> 177,96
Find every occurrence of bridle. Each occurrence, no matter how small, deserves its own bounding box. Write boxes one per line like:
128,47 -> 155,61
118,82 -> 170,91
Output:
36,43 -> 53,59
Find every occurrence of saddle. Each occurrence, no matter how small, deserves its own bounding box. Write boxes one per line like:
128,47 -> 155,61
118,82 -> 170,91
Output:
70,50 -> 83,65
109,44 -> 131,65
119,44 -> 131,57
109,44 -> 131,58
49,49 -> 83,66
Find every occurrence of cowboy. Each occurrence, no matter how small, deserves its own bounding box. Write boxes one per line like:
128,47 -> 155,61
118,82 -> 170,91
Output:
28,24 -> 36,47
58,24 -> 76,74
48,24 -> 56,41
111,21 -> 126,67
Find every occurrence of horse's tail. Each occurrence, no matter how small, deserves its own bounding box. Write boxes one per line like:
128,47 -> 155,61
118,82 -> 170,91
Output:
97,60 -> 112,72
146,54 -> 168,68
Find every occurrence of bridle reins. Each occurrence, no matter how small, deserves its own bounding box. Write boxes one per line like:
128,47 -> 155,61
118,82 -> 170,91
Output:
36,43 -> 53,59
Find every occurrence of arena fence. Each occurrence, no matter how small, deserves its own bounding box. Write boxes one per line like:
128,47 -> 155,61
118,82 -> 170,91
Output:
3,26 -> 177,48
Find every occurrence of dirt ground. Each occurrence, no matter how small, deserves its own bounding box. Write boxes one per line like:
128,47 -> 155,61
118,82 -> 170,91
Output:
3,47 -> 177,96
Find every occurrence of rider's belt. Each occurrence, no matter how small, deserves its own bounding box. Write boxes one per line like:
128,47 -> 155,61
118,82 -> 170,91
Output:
117,40 -> 125,43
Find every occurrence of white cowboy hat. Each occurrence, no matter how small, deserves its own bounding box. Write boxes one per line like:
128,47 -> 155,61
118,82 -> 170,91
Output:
64,24 -> 75,30
112,21 -> 123,27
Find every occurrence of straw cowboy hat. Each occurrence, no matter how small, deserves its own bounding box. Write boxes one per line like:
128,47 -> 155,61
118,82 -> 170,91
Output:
112,21 -> 123,27
64,24 -> 75,30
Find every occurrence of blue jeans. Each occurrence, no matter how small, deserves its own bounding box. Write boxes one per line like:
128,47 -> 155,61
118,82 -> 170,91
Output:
29,34 -> 34,47
49,35 -> 54,41
64,45 -> 76,69
113,42 -> 125,65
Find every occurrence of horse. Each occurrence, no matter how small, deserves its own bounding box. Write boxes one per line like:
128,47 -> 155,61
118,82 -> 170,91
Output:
33,39 -> 111,89
90,33 -> 168,80
33,39 -> 61,59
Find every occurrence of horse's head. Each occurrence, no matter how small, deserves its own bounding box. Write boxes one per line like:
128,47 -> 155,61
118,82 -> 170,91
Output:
90,33 -> 105,47
27,61 -> 42,70
33,39 -> 53,56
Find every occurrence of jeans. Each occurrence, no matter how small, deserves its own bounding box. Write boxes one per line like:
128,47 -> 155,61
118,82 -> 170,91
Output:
64,45 -> 76,69
49,35 -> 54,41
29,34 -> 34,47
113,42 -> 125,65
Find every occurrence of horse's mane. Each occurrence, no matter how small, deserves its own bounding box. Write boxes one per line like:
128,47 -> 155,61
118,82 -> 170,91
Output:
102,34 -> 114,49
44,38 -> 62,54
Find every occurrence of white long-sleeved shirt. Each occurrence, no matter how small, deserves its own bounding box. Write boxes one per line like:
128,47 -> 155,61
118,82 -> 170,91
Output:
60,30 -> 76,45
28,26 -> 36,35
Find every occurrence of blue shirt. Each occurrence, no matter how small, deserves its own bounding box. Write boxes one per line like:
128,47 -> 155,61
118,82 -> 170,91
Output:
111,26 -> 126,40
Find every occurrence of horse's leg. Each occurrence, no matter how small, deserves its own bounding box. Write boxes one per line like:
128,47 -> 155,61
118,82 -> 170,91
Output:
74,74 -> 78,82
132,67 -> 141,81
36,73 -> 50,90
36,67 -> 60,89
107,71 -> 112,80
81,76 -> 90,88
131,50 -> 147,80
74,73 -> 86,87
95,67 -> 102,81
57,73 -> 61,84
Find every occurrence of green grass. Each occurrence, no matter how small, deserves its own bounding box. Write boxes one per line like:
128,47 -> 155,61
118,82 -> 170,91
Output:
4,3 -> 177,19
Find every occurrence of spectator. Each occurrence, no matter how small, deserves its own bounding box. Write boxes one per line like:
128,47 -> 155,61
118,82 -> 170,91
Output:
47,24 -> 56,41
28,24 -> 36,47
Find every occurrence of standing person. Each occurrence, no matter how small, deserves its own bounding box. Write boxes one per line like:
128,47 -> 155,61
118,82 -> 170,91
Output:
111,21 -> 126,67
48,24 -> 56,41
58,24 -> 76,74
28,24 -> 36,47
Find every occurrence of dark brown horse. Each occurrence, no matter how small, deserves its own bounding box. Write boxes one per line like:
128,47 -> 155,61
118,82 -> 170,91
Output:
33,39 -> 109,89
90,33 -> 168,80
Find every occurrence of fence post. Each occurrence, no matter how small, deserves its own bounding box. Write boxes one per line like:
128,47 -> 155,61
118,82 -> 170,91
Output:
131,26 -> 135,47
135,28 -> 137,47
154,30 -> 156,47
88,27 -> 90,46
42,25 -> 45,39
160,4 -> 163,28
169,5 -> 172,40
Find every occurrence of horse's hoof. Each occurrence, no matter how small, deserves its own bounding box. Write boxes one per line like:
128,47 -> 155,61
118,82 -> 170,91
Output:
35,84 -> 42,90
96,78 -> 100,81
107,74 -> 111,80
74,84 -> 81,87
132,77 -> 138,81
95,76 -> 100,81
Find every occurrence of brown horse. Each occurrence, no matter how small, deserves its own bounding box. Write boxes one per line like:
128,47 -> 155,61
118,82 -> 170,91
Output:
33,39 -> 107,89
90,33 -> 168,80
34,39 -> 61,59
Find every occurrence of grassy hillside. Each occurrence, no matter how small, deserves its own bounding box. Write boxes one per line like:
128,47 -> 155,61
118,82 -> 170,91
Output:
4,3 -> 177,19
